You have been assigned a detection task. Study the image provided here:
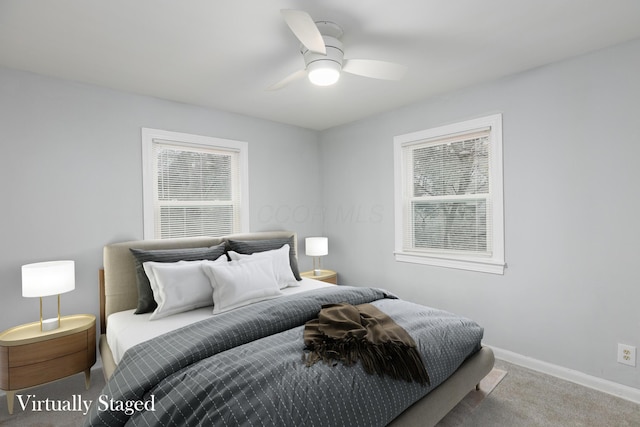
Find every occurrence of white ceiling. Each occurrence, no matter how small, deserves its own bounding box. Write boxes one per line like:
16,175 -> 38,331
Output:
2,1 -> 640,130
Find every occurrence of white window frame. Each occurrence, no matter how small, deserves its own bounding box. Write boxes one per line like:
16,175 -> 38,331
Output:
393,114 -> 505,274
141,128 -> 249,239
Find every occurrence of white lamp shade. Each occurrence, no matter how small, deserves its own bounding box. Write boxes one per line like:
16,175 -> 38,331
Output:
305,237 -> 328,257
22,260 -> 75,298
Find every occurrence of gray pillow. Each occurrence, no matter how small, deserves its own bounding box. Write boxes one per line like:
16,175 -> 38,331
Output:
130,243 -> 227,314
227,237 -> 301,281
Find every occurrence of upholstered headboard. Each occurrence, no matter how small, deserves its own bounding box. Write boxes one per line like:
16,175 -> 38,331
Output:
100,231 -> 298,334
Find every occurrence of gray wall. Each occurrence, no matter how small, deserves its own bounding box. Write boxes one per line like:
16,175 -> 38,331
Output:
319,38 -> 640,389
0,67 -> 322,332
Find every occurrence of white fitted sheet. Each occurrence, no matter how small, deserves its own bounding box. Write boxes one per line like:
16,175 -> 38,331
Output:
106,277 -> 332,364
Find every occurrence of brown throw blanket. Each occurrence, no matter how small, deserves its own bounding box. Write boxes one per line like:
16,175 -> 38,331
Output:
303,303 -> 430,385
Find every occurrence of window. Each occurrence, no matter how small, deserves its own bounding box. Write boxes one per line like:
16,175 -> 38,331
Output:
142,128 -> 249,239
393,114 -> 504,274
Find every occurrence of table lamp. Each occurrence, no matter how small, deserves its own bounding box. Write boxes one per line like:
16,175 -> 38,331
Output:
305,237 -> 328,276
22,260 -> 75,331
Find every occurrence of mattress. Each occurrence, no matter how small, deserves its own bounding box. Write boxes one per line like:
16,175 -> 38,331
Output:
106,277 -> 332,364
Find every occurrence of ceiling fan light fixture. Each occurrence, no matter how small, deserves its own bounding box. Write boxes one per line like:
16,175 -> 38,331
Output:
270,10 -> 406,91
307,60 -> 341,86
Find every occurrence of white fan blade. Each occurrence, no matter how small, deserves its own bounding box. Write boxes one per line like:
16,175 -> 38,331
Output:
266,69 -> 307,91
281,9 -> 326,55
342,59 -> 407,80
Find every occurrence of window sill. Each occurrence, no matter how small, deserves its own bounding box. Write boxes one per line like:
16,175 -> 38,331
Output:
394,251 -> 505,275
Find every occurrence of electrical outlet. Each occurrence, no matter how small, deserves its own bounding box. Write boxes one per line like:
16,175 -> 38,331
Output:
617,344 -> 636,367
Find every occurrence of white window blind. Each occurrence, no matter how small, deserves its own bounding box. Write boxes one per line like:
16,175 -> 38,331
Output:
394,114 -> 504,274
142,129 -> 248,239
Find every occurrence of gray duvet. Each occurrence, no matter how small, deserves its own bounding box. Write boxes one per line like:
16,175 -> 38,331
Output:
84,286 -> 483,427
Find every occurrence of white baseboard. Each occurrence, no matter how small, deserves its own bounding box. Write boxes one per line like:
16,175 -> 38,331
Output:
489,344 -> 640,404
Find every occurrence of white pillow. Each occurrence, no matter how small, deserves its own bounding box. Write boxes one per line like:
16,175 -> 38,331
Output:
201,257 -> 282,314
227,244 -> 299,289
143,255 -> 226,320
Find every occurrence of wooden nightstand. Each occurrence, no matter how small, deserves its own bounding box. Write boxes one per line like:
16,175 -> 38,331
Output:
301,269 -> 338,284
0,314 -> 96,414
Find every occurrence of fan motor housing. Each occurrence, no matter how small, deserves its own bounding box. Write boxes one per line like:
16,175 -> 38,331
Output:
301,35 -> 344,69
300,21 -> 344,69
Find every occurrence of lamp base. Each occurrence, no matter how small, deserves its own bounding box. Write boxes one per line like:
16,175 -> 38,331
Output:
41,317 -> 60,331
313,269 -> 322,276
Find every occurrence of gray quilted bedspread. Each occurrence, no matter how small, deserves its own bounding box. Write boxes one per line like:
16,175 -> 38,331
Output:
84,286 -> 483,427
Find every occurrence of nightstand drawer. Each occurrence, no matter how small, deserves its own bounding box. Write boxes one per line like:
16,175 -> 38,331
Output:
322,274 -> 337,284
301,269 -> 338,284
8,331 -> 88,367
9,350 -> 89,389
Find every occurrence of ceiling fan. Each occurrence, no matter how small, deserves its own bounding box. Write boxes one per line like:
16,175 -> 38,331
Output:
267,9 -> 407,90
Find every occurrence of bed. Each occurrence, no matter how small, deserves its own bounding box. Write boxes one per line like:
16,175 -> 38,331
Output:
88,230 -> 494,426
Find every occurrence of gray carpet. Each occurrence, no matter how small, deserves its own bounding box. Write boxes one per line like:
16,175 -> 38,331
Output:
437,360 -> 640,426
1,359 -> 639,426
436,366 -> 507,425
